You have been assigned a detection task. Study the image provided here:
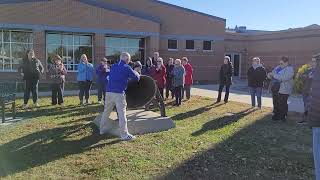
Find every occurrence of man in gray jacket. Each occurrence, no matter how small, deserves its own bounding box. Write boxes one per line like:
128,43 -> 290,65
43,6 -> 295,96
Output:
268,56 -> 294,121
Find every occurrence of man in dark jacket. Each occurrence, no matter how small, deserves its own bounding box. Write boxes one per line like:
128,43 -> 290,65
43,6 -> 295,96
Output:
308,53 -> 320,180
247,57 -> 267,109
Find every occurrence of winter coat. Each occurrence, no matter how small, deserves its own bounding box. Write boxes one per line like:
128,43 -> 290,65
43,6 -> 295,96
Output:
219,64 -> 233,86
48,63 -> 67,84
18,58 -> 44,80
272,65 -> 294,95
153,65 -> 166,88
184,63 -> 194,86
173,66 -> 185,87
247,65 -> 267,88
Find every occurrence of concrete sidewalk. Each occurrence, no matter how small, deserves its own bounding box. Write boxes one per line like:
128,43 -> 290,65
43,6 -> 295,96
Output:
192,84 -> 304,113
16,84 -> 304,113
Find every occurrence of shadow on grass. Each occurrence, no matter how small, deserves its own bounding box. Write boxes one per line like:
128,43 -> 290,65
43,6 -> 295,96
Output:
171,103 -> 225,121
192,108 -> 255,136
15,104 -> 102,120
0,121 -> 120,178
159,114 -> 313,180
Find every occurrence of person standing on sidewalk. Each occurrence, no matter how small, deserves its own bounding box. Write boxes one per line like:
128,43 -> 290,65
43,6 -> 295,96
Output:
99,52 -> 140,141
298,58 -> 317,124
96,58 -> 110,104
182,57 -> 193,100
216,56 -> 233,103
18,49 -> 44,109
308,53 -> 320,180
173,59 -> 185,106
48,55 -> 67,106
268,56 -> 294,121
247,57 -> 267,109
77,54 -> 94,106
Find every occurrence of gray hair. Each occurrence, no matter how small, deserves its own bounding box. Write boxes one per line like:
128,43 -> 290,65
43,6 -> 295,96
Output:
120,52 -> 131,61
175,59 -> 182,66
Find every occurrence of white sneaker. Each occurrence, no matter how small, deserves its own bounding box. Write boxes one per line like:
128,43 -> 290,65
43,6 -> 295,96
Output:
98,101 -> 102,104
121,134 -> 136,141
35,103 -> 40,108
22,104 -> 29,109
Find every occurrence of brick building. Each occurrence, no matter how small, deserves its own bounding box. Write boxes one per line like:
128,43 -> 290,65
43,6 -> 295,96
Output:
0,0 -> 225,83
225,25 -> 320,78
0,0 -> 319,83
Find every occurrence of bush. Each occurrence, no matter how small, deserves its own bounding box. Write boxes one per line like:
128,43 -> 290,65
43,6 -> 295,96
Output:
294,64 -> 310,94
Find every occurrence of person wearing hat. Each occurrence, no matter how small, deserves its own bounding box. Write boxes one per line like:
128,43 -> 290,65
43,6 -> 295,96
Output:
308,53 -> 320,180
48,55 -> 67,106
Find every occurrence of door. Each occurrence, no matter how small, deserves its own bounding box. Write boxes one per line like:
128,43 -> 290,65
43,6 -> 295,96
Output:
225,53 -> 241,77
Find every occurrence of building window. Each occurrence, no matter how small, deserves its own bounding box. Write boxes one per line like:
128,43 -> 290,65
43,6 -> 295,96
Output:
46,33 -> 93,72
168,39 -> 178,50
105,37 -> 145,63
186,40 -> 195,50
203,41 -> 212,51
0,30 -> 33,72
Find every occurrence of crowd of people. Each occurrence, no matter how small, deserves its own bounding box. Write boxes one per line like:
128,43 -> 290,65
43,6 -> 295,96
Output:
14,48 -> 320,178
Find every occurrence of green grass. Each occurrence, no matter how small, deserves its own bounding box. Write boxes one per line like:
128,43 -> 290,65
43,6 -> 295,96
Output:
0,96 -> 314,180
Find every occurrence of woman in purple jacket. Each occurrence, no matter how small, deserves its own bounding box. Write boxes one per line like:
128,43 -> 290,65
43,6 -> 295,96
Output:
95,58 -> 110,104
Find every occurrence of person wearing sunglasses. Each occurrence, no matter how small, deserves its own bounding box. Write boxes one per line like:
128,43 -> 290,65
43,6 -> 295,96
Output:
268,56 -> 294,121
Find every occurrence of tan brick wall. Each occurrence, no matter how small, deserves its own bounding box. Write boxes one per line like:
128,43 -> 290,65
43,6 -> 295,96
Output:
0,0 -> 159,33
103,0 -> 226,36
159,40 -> 225,83
225,29 -> 320,77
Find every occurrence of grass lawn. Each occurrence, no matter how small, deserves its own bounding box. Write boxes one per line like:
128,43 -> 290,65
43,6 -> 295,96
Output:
0,96 -> 314,180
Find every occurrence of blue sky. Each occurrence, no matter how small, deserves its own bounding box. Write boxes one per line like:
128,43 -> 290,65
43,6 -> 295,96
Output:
159,0 -> 319,31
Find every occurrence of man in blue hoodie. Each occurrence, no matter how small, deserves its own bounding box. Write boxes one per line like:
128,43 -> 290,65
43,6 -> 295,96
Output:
100,52 -> 140,141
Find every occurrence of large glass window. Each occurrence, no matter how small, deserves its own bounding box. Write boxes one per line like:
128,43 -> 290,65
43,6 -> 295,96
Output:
46,33 -> 93,71
0,30 -> 33,72
105,37 -> 145,63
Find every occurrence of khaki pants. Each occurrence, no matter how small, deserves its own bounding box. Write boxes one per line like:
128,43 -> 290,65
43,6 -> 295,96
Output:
100,92 -> 129,138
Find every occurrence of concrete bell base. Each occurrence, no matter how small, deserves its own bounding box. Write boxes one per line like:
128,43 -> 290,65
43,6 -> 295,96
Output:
93,109 -> 175,136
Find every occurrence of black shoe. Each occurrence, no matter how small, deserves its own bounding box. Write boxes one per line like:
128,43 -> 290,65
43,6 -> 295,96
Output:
224,100 -> 228,103
298,120 -> 307,124
272,115 -> 280,121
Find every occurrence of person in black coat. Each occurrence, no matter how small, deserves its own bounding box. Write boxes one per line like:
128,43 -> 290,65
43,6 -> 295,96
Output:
247,57 -> 267,108
165,58 -> 175,99
216,56 -> 233,103
18,49 -> 44,109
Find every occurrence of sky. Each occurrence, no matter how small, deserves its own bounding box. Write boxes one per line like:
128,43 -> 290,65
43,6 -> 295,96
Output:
159,0 -> 320,31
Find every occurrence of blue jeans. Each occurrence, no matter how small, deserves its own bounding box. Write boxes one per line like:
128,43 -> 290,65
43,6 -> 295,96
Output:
314,127 -> 320,180
250,87 -> 262,108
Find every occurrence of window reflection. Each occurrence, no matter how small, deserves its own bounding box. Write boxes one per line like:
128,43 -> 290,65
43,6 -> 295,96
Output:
105,37 -> 145,63
46,33 -> 93,72
0,30 -> 33,72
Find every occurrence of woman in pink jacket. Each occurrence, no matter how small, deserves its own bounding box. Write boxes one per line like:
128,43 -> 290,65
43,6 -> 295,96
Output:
182,57 -> 193,100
